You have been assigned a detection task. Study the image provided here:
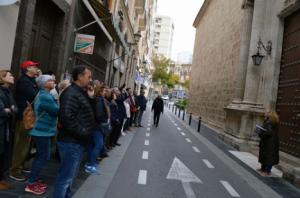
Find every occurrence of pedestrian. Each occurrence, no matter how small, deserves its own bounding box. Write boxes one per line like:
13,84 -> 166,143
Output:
108,90 -> 122,147
0,70 -> 17,190
257,111 -> 280,176
151,95 -> 164,127
85,85 -> 108,175
127,88 -> 136,130
10,60 -> 39,181
135,90 -> 147,127
25,75 -> 58,195
122,97 -> 131,133
53,65 -> 95,198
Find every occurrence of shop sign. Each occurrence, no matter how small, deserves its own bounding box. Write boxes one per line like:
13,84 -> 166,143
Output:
74,34 -> 95,55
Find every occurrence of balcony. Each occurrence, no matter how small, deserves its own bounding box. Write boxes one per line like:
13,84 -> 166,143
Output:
135,0 -> 145,15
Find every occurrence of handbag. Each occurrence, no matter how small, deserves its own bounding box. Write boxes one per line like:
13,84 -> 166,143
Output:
255,124 -> 267,135
100,120 -> 112,136
23,93 -> 44,130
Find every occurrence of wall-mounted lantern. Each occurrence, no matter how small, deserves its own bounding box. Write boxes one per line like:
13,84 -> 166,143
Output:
252,38 -> 272,66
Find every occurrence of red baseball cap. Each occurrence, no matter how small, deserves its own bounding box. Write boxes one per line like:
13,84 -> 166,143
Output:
20,60 -> 39,69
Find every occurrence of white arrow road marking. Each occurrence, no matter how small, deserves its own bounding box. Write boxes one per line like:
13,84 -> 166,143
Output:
202,159 -> 214,168
144,140 -> 149,146
147,128 -> 150,131
181,132 -> 186,136
192,146 -> 200,153
142,151 -> 149,160
167,157 -> 202,198
138,170 -> 147,185
220,181 -> 240,197
185,138 -> 192,143
146,133 -> 150,137
177,127 -> 181,131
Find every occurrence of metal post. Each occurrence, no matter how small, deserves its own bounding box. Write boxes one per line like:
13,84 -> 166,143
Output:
182,110 -> 185,121
178,109 -> 181,118
172,105 -> 174,112
175,107 -> 177,114
197,117 -> 202,132
189,113 -> 192,125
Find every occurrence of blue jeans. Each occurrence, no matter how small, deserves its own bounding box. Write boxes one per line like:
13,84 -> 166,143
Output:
87,131 -> 103,166
28,136 -> 51,183
53,141 -> 84,198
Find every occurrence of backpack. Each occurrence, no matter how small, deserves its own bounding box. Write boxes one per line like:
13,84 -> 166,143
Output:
23,101 -> 35,130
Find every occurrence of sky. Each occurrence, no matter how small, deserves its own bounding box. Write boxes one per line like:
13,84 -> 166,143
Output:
156,0 -> 204,61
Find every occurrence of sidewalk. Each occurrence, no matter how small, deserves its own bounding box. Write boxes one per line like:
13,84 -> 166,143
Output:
166,104 -> 300,198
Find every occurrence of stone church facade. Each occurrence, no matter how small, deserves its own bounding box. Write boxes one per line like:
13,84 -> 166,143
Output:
189,0 -> 300,186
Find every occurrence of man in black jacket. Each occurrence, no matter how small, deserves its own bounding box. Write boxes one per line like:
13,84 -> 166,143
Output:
9,60 -> 39,181
151,95 -> 164,127
135,91 -> 147,127
53,65 -> 95,198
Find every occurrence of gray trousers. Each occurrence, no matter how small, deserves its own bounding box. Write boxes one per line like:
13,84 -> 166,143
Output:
135,110 -> 144,126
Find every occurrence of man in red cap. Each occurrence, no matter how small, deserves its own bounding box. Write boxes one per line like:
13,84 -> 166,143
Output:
9,60 -> 40,181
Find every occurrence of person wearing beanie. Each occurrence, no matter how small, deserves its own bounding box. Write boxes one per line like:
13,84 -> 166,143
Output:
9,60 -> 39,181
25,75 -> 58,195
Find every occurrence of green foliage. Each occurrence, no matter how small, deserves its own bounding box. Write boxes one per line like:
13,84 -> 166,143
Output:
181,79 -> 190,88
175,99 -> 188,109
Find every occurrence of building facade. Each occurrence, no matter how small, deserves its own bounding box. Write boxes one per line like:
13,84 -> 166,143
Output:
189,0 -> 300,186
152,15 -> 174,59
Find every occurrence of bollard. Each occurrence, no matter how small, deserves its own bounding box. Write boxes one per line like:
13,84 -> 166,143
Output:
197,117 -> 202,132
178,109 -> 181,118
172,105 -> 174,112
182,110 -> 185,121
189,113 -> 192,125
175,107 -> 177,114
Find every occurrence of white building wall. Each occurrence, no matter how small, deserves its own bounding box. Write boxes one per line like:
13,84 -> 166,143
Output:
0,3 -> 20,69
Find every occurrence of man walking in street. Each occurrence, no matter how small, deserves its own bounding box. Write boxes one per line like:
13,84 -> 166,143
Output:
9,60 -> 39,181
151,95 -> 164,127
135,90 -> 147,127
53,65 -> 95,198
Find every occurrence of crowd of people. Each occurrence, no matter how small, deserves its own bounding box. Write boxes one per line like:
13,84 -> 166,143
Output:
0,61 -> 148,197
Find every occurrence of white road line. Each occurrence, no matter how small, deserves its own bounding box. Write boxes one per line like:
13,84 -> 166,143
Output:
174,124 -> 178,126
203,159 -> 215,168
185,138 -> 192,143
220,181 -> 240,197
144,140 -> 150,146
181,132 -> 186,136
142,151 -> 149,160
147,124 -> 151,126
147,128 -> 150,131
192,146 -> 200,153
138,170 -> 147,185
146,133 -> 150,137
177,127 -> 181,131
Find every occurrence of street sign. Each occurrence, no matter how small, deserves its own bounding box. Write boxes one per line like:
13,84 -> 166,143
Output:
74,34 -> 95,54
167,157 -> 202,198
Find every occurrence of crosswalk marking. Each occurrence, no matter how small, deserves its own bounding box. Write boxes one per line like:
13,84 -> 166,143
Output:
181,132 -> 186,136
138,170 -> 147,185
220,181 -> 240,197
144,140 -> 149,146
177,127 -> 181,131
146,133 -> 150,137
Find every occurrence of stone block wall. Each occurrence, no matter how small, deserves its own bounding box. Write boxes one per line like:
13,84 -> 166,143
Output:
188,0 -> 246,129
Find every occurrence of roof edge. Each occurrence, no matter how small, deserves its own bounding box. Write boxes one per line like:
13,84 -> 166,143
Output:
193,0 -> 212,28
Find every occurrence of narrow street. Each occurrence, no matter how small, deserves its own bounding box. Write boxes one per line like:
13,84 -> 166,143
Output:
74,107 -> 299,198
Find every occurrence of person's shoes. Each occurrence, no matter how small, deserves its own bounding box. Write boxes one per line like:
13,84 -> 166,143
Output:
127,128 -> 133,131
121,132 -> 126,136
100,153 -> 109,158
22,168 -> 31,174
36,180 -> 47,189
9,173 -> 27,182
138,125 -> 143,127
156,124 -> 158,127
85,165 -> 100,175
25,182 -> 46,195
257,169 -> 271,177
0,181 -> 11,190
115,143 -> 121,146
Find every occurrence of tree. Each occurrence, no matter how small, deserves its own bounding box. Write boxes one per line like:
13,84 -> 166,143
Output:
151,55 -> 171,84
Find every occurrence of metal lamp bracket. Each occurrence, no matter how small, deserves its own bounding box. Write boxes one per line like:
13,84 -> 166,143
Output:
258,37 -> 272,55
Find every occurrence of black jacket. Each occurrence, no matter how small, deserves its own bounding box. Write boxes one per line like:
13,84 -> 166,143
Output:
15,74 -> 39,120
258,120 -> 279,165
136,95 -> 147,111
152,97 -> 164,113
57,83 -> 96,146
0,87 -> 17,155
93,96 -> 108,124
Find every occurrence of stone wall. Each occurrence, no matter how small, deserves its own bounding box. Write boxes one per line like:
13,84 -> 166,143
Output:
188,0 -> 246,130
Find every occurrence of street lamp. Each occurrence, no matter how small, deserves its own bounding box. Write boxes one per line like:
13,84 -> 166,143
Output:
252,38 -> 272,66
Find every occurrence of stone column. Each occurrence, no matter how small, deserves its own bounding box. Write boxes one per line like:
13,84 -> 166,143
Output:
243,0 -> 267,104
233,3 -> 254,103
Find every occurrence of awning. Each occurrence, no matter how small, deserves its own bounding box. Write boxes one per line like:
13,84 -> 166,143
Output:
87,0 -> 130,54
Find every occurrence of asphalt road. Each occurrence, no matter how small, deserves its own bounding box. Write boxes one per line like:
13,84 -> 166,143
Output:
99,109 -> 281,198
